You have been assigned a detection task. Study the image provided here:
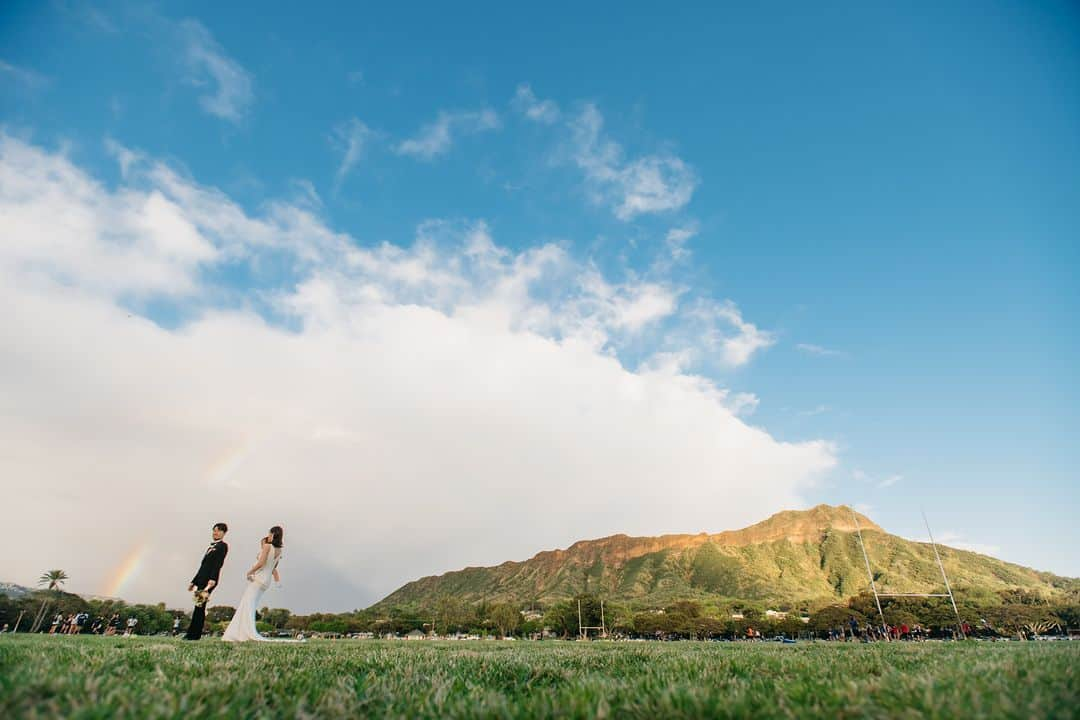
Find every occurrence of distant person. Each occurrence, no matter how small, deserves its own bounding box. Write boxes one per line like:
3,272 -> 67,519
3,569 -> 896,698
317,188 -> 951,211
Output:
49,613 -> 62,634
223,526 -> 299,643
124,617 -> 137,636
185,522 -> 229,641
105,613 -> 120,636
172,617 -> 181,636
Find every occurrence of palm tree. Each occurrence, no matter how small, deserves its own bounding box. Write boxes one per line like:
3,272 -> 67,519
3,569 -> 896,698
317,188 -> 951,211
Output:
38,570 -> 69,591
1024,620 -> 1060,638
30,570 -> 69,632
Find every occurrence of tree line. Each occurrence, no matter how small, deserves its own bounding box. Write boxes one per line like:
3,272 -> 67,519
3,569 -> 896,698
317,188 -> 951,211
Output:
238,587 -> 1080,640
3,584 -> 1075,640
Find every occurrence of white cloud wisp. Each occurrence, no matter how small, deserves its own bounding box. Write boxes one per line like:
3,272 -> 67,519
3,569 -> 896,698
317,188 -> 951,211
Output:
396,109 -> 500,160
333,117 -> 373,191
570,104 -> 698,220
512,84 -> 560,124
180,19 -> 254,123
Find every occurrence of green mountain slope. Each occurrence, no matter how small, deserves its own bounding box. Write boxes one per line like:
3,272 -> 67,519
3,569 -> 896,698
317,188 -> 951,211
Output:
373,505 -> 1075,610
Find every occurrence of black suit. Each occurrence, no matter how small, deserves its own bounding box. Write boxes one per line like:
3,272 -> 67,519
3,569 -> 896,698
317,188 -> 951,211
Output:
184,540 -> 228,640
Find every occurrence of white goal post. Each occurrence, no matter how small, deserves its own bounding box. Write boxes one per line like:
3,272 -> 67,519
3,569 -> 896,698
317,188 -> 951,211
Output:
850,507 -> 965,637
577,598 -> 607,639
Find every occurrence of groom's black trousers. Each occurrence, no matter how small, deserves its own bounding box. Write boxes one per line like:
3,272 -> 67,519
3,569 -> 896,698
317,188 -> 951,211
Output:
184,590 -> 213,640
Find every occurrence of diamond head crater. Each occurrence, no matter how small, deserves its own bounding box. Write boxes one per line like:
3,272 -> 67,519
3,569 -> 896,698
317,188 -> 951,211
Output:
372,504 -> 1076,613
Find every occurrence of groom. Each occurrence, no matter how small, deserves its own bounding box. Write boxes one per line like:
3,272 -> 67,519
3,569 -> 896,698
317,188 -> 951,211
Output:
184,522 -> 229,640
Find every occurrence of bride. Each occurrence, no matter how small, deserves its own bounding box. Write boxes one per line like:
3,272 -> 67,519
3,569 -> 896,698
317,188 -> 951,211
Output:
223,525 -> 291,642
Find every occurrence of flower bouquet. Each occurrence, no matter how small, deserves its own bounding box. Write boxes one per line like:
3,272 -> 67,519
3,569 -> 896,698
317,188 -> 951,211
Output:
192,589 -> 210,607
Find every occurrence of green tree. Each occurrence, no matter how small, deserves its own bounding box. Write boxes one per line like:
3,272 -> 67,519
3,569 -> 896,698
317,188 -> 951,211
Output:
808,605 -> 866,635
122,603 -> 175,634
259,607 -> 292,629
666,601 -> 704,639
1051,603 -> 1080,629
847,592 -> 884,621
435,595 -> 472,634
206,606 -> 236,624
489,603 -> 521,638
39,570 -> 69,591
775,615 -> 807,639
286,614 -> 312,631
632,612 -> 672,638
310,619 -> 347,634
31,570 -> 72,632
542,599 -> 580,638
605,603 -> 635,635
982,604 -> 1056,638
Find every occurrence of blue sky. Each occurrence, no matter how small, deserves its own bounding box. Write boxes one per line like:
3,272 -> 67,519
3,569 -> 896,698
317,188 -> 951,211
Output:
1,1 -> 1077,609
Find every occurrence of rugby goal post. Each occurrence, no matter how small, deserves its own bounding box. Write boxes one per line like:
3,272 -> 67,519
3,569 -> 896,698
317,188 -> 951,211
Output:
577,598 -> 606,639
850,507 -> 965,638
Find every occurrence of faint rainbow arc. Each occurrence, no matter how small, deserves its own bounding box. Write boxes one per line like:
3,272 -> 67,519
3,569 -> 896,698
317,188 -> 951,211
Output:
102,543 -> 151,598
205,437 -> 253,488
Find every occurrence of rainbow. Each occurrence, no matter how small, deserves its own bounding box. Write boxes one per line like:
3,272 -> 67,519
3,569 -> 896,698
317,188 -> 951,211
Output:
205,437 -> 252,488
102,543 -> 150,598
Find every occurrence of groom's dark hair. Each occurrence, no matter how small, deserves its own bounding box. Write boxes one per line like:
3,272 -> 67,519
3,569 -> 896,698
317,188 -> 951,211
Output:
213,522 -> 228,533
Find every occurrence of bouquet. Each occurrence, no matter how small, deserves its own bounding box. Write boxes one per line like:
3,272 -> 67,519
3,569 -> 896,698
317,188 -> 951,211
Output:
192,589 -> 210,607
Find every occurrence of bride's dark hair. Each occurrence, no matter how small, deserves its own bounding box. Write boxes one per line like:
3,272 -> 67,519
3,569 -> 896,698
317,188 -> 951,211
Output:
267,526 -> 284,548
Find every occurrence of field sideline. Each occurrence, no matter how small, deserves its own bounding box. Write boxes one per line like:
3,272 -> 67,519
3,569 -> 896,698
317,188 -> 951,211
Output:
1,635 -> 1077,719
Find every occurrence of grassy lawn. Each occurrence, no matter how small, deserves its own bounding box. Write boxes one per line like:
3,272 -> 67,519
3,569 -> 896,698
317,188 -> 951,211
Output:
1,635 -> 1077,719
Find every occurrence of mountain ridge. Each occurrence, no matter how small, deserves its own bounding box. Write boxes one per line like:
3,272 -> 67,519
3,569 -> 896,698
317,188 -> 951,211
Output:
373,504 -> 1074,610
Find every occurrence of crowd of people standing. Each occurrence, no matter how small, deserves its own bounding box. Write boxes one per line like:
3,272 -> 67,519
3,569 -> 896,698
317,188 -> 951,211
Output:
48,612 -> 143,636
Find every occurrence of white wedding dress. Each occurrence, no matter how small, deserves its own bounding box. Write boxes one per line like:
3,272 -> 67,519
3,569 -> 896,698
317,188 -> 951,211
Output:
222,545 -> 283,642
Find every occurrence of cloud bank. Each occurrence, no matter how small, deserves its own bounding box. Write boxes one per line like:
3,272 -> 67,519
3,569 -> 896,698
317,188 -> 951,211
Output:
0,134 -> 835,611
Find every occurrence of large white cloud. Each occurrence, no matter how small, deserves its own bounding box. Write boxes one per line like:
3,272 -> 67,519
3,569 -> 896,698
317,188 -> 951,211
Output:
0,134 -> 835,611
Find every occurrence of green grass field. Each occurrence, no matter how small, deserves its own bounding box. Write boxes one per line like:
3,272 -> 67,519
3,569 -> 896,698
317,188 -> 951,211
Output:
1,635 -> 1077,719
